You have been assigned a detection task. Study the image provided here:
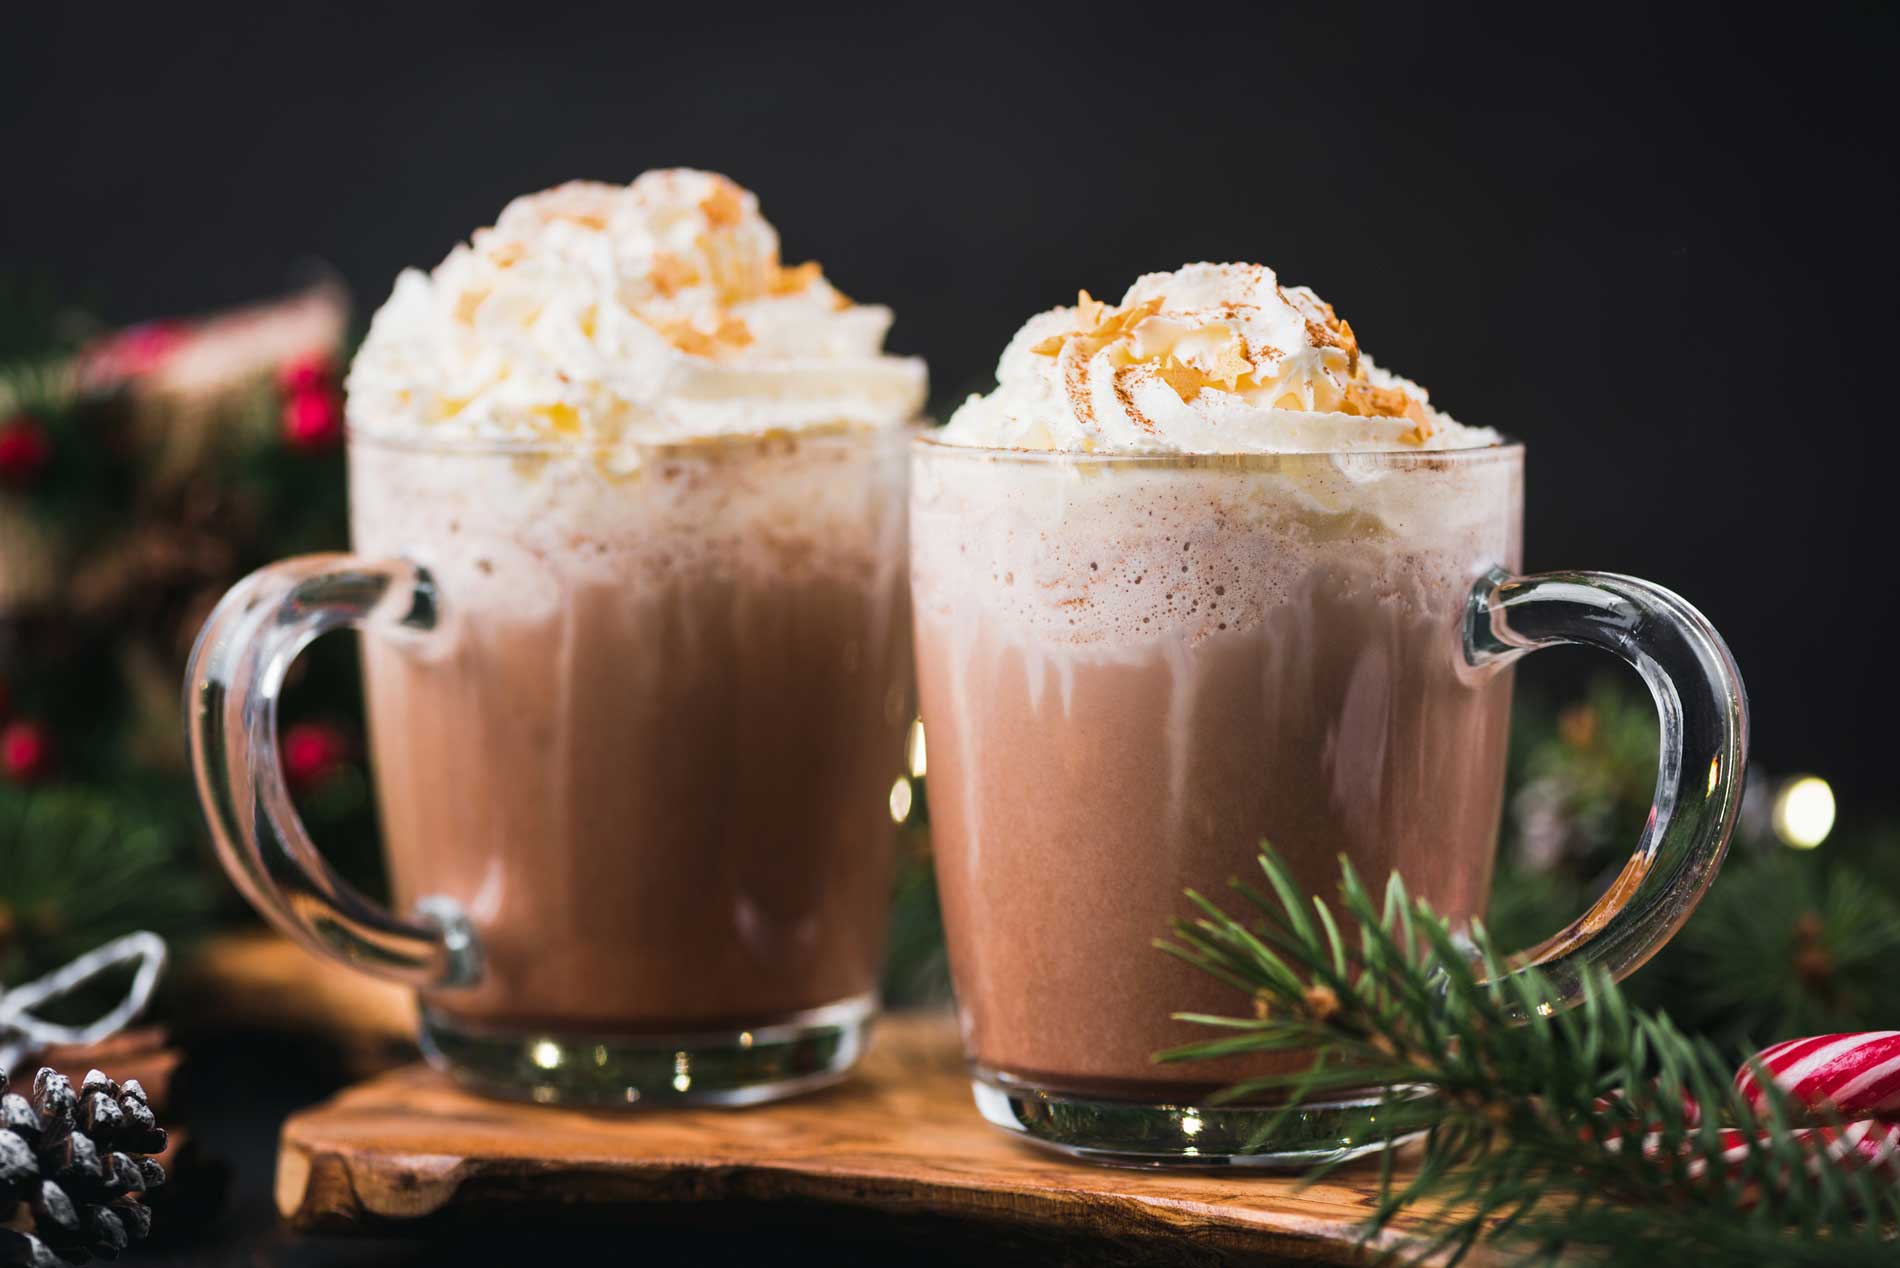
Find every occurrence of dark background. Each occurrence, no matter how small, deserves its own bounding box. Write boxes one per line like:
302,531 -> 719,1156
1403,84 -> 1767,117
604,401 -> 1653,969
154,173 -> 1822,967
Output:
4,2 -> 1896,806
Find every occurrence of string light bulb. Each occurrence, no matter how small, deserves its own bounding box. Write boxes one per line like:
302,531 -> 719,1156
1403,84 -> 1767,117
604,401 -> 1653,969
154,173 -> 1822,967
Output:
906,719 -> 928,778
1772,775 -> 1835,849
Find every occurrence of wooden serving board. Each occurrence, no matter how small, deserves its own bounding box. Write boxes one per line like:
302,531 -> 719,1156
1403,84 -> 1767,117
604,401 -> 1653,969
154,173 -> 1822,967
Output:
277,1013 -> 1456,1264
180,931 -> 418,1078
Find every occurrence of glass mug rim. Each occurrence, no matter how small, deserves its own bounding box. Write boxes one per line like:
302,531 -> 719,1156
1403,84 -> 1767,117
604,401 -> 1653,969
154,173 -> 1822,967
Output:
912,431 -> 1525,471
342,418 -> 926,459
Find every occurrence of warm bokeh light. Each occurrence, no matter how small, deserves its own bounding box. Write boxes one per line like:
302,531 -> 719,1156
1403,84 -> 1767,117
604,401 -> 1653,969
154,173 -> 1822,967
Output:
889,775 -> 914,823
530,1039 -> 563,1069
1772,775 -> 1836,849
906,718 -> 928,778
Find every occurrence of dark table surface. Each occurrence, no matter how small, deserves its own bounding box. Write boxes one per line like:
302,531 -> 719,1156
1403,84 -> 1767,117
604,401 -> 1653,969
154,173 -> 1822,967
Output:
140,1032 -> 1246,1267
143,1034 -> 858,1266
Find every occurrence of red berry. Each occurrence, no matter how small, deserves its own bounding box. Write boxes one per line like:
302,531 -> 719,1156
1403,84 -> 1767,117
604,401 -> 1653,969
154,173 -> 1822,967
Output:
278,354 -> 335,397
0,415 -> 52,487
283,721 -> 350,791
1,720 -> 53,782
282,390 -> 343,453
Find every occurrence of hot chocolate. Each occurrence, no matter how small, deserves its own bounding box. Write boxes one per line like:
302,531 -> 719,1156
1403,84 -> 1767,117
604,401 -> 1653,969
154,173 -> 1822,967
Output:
187,169 -> 927,1106
913,262 -> 1532,1155
335,171 -> 926,1097
912,445 -> 1521,1098
918,262 -> 1744,1167
353,428 -> 912,1036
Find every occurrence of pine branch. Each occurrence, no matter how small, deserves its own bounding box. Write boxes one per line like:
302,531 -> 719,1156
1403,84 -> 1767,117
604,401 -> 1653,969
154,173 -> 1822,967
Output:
0,784 -> 214,1005
1156,848 -> 1900,1265
1670,850 -> 1900,1047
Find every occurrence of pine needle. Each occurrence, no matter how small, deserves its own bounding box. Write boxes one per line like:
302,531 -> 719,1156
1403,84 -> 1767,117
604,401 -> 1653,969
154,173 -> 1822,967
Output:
1156,846 -> 1900,1265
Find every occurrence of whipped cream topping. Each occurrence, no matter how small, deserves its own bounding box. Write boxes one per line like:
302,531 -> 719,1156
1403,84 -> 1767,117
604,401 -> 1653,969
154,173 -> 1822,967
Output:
941,263 -> 1498,454
347,170 -> 926,452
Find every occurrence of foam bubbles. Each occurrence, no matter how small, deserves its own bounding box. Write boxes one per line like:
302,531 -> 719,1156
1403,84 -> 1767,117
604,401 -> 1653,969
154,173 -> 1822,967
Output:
910,449 -> 1520,654
351,430 -> 909,624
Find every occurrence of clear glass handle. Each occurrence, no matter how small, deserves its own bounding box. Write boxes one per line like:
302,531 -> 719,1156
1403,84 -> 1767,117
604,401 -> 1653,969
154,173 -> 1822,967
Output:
1465,566 -> 1748,1017
185,554 -> 480,989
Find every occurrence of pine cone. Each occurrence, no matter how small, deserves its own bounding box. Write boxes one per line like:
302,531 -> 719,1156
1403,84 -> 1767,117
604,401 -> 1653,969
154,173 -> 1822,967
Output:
0,1066 -> 164,1264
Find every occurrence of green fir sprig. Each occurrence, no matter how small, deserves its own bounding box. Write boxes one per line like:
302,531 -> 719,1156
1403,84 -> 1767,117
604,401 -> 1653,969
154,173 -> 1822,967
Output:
1157,849 -> 1900,1265
0,784 -> 213,1006
1665,848 -> 1900,1050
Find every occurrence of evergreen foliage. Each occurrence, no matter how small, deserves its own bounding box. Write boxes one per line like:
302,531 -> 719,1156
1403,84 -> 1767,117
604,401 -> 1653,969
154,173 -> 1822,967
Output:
1160,849 -> 1900,1265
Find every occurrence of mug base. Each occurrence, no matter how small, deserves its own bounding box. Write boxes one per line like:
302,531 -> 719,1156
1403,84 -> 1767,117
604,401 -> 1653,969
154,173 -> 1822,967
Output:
969,1065 -> 1417,1168
417,994 -> 875,1108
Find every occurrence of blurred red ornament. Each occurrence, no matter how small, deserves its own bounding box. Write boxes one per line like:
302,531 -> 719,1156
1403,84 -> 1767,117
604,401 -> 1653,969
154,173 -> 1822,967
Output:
0,415 -> 53,487
283,721 -> 350,791
278,354 -> 335,397
282,390 -> 343,453
1,719 -> 53,783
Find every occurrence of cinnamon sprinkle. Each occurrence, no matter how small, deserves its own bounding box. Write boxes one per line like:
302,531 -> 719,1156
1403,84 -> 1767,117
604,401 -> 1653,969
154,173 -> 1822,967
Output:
1112,364 -> 1161,432
1064,340 -> 1097,429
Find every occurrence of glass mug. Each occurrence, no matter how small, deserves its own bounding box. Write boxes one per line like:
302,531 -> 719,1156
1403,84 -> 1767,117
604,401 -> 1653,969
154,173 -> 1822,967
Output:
909,438 -> 1746,1165
188,425 -> 912,1106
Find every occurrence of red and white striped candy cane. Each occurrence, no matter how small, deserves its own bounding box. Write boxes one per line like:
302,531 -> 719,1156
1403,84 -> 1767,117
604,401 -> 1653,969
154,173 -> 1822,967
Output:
1596,1034 -> 1900,1196
1735,1032 -> 1900,1122
1634,1121 -> 1900,1185
1811,1119 -> 1900,1173
1591,1084 -> 1704,1137
1704,1120 -> 1900,1180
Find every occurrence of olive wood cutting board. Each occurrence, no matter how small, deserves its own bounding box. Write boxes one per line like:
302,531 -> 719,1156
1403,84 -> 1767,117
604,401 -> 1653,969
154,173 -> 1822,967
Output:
276,1012 -> 1465,1265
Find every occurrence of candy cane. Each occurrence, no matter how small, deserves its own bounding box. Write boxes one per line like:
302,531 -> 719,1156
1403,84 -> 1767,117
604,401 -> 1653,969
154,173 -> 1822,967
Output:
1591,1084 -> 1705,1138
1591,1034 -> 1900,1197
1615,1121 -> 1900,1186
1707,1120 -> 1900,1180
1735,1032 -> 1900,1123
1813,1119 -> 1900,1172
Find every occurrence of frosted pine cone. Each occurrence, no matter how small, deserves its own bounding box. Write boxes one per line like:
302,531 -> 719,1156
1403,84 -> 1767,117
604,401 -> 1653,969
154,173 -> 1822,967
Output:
0,1066 -> 164,1264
